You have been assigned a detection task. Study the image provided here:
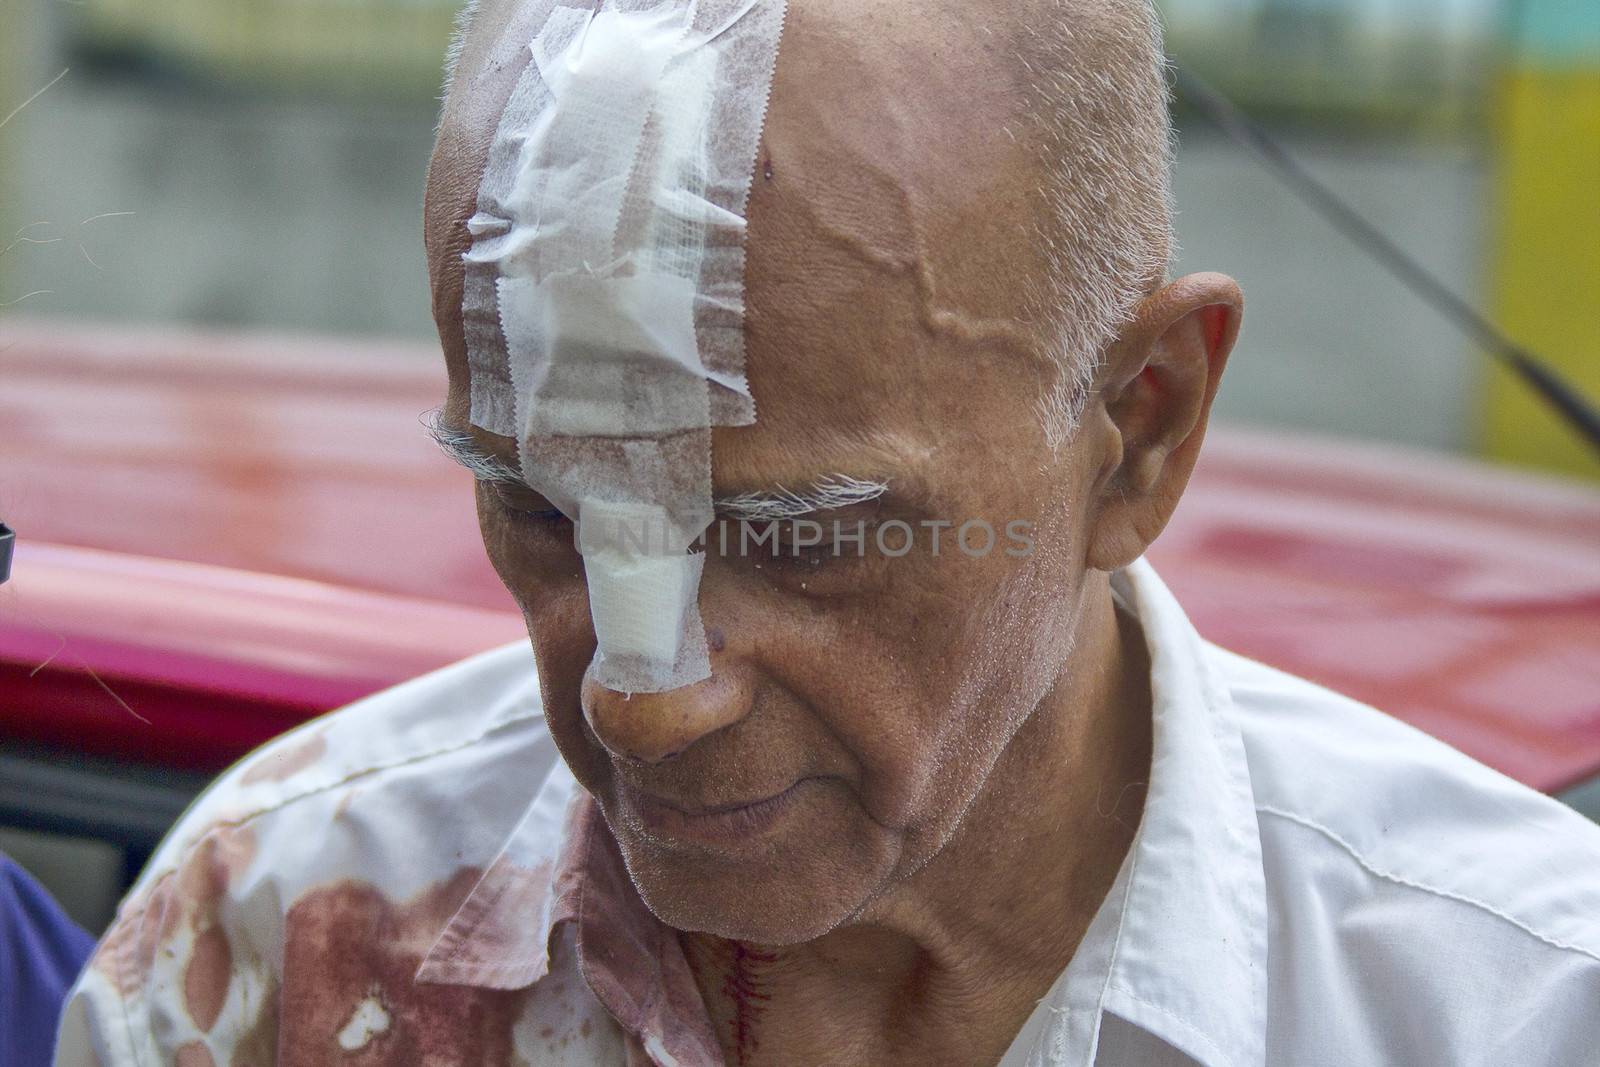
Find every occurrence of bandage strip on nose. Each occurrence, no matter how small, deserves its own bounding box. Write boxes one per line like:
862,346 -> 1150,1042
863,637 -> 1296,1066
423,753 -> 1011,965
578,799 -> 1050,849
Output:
462,0 -> 786,692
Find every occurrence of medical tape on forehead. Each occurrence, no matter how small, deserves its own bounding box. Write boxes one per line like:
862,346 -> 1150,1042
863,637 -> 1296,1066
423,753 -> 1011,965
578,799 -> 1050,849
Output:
462,0 -> 785,692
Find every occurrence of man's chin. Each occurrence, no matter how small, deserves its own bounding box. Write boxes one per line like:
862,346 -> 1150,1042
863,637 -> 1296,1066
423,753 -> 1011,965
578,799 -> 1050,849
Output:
605,789 -> 890,943
627,852 -> 874,945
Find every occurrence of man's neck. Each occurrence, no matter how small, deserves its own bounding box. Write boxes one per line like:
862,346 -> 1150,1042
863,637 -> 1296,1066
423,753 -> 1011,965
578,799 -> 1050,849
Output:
680,576 -> 1153,1066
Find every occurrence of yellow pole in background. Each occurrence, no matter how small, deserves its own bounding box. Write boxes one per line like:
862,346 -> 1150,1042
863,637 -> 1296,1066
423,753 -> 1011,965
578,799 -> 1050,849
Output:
1483,0 -> 1600,480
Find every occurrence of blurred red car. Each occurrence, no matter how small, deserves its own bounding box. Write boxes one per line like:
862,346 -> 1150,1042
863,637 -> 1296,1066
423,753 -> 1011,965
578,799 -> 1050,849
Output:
4,319 -> 1599,897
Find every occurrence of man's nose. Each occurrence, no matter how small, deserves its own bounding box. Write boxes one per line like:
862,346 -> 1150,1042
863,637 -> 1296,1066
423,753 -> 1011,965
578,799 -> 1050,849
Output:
580,663 -> 754,764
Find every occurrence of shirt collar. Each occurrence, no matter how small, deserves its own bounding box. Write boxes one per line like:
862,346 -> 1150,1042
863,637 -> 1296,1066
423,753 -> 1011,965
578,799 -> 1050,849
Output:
414,557 -> 1268,1067
415,764 -> 723,1065
413,761 -> 579,991
1033,558 -> 1267,1067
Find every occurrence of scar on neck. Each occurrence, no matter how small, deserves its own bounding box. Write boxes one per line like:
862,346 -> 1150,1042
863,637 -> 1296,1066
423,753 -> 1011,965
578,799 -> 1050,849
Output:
711,939 -> 779,1065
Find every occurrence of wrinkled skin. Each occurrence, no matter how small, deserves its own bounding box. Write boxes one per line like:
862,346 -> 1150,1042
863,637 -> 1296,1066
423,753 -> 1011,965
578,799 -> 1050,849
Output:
425,1 -> 1242,1063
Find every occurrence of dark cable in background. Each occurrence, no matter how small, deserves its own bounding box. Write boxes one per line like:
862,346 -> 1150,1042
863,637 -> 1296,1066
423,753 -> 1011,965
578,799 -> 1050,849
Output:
1171,64 -> 1600,461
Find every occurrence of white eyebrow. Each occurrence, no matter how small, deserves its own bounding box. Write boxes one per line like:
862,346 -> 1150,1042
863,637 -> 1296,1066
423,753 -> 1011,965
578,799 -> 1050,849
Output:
423,411 -> 524,484
424,412 -> 890,518
716,476 -> 890,521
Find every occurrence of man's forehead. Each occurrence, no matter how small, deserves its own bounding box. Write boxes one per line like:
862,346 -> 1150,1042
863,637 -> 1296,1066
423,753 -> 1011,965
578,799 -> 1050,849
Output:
427,0 -> 1045,350
425,0 -> 1063,498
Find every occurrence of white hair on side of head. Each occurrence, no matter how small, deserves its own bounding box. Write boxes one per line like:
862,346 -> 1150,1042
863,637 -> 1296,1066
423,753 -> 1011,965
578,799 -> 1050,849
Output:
1019,0 -> 1177,449
438,0 -> 485,125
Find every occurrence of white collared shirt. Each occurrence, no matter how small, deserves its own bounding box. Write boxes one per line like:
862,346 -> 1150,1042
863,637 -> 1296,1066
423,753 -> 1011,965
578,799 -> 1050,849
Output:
56,559 -> 1600,1066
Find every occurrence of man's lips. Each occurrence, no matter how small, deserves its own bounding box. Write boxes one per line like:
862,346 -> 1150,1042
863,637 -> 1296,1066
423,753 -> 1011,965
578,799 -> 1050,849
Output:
623,777 -> 817,844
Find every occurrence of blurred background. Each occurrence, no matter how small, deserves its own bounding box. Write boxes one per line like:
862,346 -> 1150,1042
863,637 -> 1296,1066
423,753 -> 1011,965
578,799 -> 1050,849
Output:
3,0 -> 1596,475
1,0 -> 1598,942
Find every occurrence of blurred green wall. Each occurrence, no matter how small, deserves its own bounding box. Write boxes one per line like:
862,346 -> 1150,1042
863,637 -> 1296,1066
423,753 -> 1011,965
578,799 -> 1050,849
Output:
75,0 -> 460,98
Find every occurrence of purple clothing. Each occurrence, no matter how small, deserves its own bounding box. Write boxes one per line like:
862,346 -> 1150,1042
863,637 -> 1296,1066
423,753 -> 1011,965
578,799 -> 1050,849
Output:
1,854 -> 95,1067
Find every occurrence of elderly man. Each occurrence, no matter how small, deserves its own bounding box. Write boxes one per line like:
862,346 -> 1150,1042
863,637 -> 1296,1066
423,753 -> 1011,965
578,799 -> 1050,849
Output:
55,0 -> 1600,1064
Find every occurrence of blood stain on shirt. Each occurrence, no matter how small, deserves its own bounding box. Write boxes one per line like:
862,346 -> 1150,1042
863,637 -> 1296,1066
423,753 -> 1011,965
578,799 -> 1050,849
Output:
277,869 -> 524,1066
174,1041 -> 217,1067
185,925 -> 233,1031
93,870 -> 180,996
92,823 -> 256,999
241,732 -> 328,786
229,982 -> 280,1067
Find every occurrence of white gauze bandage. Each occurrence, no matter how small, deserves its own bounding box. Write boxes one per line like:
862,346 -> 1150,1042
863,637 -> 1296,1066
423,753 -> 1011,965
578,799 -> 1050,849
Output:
462,0 -> 785,692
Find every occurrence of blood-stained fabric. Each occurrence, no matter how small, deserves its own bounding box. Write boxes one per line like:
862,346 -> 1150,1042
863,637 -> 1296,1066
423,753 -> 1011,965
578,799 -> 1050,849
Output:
48,643 -> 712,1066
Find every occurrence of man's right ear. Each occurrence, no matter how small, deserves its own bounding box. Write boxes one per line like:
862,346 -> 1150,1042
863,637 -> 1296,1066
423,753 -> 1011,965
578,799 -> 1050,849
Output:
1081,272 -> 1243,572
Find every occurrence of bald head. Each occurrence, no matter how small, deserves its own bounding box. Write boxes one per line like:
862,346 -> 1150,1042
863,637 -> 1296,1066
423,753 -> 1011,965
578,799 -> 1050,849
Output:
426,0 -> 1173,445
